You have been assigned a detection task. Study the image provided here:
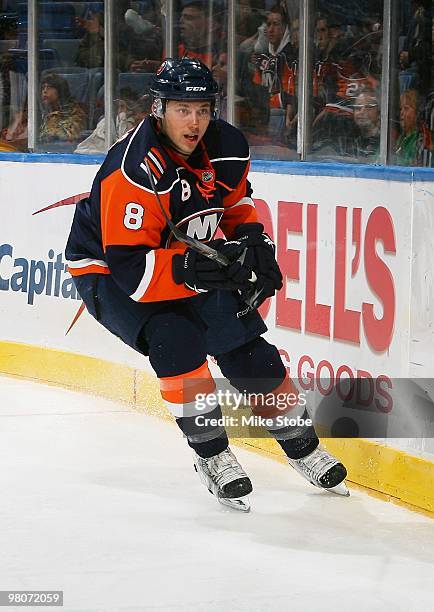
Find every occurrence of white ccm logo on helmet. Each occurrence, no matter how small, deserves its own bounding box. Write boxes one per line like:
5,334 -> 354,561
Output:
185,86 -> 207,91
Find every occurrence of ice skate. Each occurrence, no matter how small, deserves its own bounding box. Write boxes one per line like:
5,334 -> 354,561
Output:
193,448 -> 253,512
288,446 -> 350,496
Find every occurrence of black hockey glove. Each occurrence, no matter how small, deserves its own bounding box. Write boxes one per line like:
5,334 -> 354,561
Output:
172,239 -> 254,294
234,222 -> 283,308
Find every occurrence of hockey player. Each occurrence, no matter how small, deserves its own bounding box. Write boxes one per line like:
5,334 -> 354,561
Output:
65,57 -> 349,511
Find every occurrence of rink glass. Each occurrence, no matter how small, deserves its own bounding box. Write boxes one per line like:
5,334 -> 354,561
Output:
0,0 -> 28,153
389,0 -> 434,168
0,1 -> 433,165
234,0 -> 300,161
173,0 -> 229,118
305,0 -> 384,164
32,0 -> 103,153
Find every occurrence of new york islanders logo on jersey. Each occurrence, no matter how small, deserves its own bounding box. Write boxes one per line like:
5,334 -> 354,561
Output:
165,210 -> 223,247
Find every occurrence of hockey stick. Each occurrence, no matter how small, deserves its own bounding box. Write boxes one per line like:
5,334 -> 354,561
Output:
144,158 -> 263,309
144,158 -> 230,265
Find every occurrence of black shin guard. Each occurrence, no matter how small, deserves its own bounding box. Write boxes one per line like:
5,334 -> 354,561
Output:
175,404 -> 229,459
276,427 -> 319,459
175,417 -> 229,458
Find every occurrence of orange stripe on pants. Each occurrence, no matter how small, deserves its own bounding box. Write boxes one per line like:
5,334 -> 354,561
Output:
250,373 -> 302,419
159,361 -> 216,405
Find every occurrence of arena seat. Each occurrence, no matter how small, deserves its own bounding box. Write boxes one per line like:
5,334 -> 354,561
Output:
42,38 -> 81,67
118,72 -> 154,99
17,2 -> 76,40
7,47 -> 60,72
0,39 -> 18,54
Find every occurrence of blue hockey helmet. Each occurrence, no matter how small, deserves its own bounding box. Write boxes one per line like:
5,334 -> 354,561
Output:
150,57 -> 219,104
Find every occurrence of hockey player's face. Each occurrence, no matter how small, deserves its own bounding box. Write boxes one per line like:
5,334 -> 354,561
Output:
161,100 -> 212,157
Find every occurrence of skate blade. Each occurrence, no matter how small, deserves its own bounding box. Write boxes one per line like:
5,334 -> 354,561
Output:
218,495 -> 251,512
326,481 -> 350,496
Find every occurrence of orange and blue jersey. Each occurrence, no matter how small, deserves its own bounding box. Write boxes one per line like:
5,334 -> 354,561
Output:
65,116 -> 257,303
252,43 -> 296,110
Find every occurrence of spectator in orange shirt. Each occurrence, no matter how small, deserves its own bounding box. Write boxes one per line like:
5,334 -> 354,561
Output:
177,1 -> 223,69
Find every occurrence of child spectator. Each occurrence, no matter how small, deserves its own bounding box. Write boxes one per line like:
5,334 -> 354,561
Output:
395,88 -> 433,166
39,73 -> 86,144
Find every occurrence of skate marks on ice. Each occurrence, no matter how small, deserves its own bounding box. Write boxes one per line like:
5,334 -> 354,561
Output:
0,376 -> 433,612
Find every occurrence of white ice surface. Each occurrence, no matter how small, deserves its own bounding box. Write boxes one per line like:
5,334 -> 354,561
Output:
1,375 -> 433,612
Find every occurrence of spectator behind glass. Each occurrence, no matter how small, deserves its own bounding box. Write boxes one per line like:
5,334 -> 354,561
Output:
237,0 -> 265,45
290,16 -> 299,49
315,14 -> 329,58
75,10 -> 104,69
314,13 -> 347,63
75,89 -> 150,154
236,0 -> 267,129
334,48 -> 380,107
0,98 -> 27,152
249,4 -> 296,141
39,73 -> 86,145
237,1 -> 267,77
0,13 -> 18,132
177,1 -> 221,69
313,14 -> 348,113
395,88 -> 433,166
399,0 -> 432,96
353,88 -> 380,160
285,12 -> 299,145
312,44 -> 381,161
311,102 -> 358,159
125,0 -> 163,73
228,0 -> 267,76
